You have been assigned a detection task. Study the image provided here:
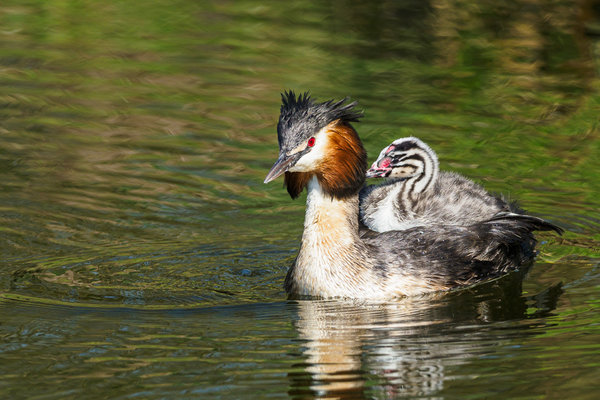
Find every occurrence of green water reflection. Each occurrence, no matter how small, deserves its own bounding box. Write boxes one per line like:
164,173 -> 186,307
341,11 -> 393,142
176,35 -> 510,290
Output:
1,0 -> 599,398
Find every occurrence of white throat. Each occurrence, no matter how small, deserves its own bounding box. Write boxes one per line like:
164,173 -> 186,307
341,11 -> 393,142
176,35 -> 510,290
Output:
303,176 -> 357,242
292,176 -> 369,297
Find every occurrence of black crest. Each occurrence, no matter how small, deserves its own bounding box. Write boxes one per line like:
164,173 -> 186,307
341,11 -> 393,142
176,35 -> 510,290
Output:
277,90 -> 363,151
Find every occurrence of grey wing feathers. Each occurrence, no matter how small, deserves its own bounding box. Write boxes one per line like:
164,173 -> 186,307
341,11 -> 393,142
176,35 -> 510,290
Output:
362,212 -> 562,287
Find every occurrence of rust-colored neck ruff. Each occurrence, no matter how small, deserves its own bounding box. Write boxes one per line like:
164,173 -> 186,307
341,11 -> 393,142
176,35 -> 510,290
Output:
284,121 -> 367,200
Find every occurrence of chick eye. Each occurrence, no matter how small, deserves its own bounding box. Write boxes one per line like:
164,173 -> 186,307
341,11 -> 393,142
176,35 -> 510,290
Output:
307,137 -> 316,147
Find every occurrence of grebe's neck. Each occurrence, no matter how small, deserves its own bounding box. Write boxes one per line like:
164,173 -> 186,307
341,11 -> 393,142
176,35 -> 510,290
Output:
390,140 -> 439,213
402,142 -> 439,200
282,120 -> 373,298
285,177 -> 372,298
303,176 -> 361,233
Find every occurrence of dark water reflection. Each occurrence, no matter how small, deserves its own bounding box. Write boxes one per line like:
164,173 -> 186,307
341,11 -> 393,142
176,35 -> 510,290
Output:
288,271 -> 565,399
1,0 -> 599,398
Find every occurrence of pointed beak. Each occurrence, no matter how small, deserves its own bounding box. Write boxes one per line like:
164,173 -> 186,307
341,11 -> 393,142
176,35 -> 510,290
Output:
366,160 -> 392,178
366,156 -> 392,178
366,167 -> 390,178
264,152 -> 301,183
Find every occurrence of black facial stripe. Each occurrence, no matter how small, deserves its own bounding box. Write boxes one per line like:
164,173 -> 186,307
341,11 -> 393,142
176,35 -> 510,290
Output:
299,146 -> 312,157
412,167 -> 426,185
392,153 -> 424,164
388,155 -> 424,171
406,178 -> 418,207
399,152 -> 434,193
420,159 -> 435,191
392,141 -> 418,152
396,161 -> 419,169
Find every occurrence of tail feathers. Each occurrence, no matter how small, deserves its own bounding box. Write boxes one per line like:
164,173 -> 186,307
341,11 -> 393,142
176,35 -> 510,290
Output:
453,212 -> 563,275
486,212 -> 564,235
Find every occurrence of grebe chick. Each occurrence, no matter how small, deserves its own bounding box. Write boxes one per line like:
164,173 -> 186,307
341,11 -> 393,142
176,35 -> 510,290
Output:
360,137 -> 509,232
264,91 -> 562,299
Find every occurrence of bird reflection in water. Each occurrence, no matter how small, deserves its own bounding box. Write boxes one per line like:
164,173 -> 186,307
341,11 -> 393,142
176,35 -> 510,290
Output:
287,272 -> 562,399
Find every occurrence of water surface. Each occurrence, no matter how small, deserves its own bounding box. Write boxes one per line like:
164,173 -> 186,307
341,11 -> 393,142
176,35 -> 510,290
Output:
1,1 -> 599,398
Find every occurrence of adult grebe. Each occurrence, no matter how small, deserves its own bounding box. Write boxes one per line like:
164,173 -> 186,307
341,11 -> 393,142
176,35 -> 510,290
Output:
264,91 -> 562,299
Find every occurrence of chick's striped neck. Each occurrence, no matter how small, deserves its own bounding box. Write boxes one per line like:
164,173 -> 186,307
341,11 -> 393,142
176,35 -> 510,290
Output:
388,139 -> 439,211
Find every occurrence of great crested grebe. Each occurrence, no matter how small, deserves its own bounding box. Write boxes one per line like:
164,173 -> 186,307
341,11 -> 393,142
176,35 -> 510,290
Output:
360,137 -> 510,232
264,91 -> 562,299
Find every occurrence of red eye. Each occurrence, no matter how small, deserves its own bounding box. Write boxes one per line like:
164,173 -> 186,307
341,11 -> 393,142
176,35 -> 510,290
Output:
307,137 -> 316,147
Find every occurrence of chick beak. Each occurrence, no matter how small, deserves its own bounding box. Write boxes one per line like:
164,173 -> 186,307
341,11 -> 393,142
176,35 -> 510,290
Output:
366,167 -> 390,178
264,152 -> 301,183
365,157 -> 392,178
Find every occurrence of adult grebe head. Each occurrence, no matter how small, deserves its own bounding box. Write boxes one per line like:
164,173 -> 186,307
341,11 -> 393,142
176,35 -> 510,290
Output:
264,91 -> 367,199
